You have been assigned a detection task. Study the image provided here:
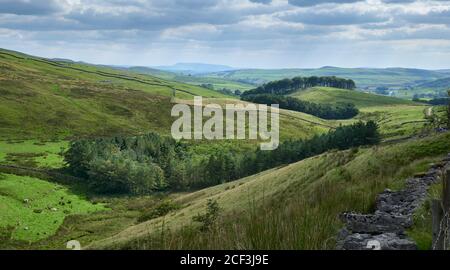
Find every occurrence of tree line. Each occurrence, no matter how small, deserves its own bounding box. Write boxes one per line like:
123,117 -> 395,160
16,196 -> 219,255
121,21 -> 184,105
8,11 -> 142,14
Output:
241,94 -> 359,120
428,98 -> 450,106
242,76 -> 356,97
64,121 -> 380,195
413,97 -> 450,106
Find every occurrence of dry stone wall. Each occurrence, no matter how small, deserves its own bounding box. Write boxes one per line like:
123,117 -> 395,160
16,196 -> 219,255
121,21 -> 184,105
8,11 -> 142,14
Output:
337,154 -> 450,250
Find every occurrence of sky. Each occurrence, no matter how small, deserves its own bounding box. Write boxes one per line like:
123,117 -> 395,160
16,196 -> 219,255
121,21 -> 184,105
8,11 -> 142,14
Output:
1,0 -> 450,69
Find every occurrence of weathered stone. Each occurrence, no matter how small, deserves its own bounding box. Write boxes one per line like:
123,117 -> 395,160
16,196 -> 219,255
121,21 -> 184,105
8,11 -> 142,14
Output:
339,233 -> 417,250
341,213 -> 412,234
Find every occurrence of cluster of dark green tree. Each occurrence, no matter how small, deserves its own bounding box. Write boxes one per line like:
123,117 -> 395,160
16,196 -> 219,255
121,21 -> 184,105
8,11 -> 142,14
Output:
64,121 -> 380,195
64,133 -> 182,194
428,98 -> 450,106
415,97 -> 450,106
234,121 -> 380,175
242,76 -> 356,97
413,91 -> 449,100
241,94 -> 359,120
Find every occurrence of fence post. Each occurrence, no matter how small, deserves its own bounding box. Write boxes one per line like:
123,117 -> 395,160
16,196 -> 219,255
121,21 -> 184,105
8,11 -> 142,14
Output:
444,168 -> 450,249
432,199 -> 444,250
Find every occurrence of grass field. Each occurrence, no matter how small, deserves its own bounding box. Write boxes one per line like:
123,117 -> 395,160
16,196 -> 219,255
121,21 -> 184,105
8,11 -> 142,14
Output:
0,140 -> 67,168
88,132 -> 450,250
357,105 -> 429,139
0,173 -> 106,242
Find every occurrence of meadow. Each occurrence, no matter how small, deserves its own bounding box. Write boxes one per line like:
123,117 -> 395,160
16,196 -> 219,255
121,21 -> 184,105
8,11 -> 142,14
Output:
0,140 -> 67,169
0,173 -> 106,243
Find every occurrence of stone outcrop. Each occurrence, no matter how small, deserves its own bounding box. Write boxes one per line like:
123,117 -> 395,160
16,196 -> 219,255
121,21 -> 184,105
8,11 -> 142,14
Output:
336,154 -> 450,250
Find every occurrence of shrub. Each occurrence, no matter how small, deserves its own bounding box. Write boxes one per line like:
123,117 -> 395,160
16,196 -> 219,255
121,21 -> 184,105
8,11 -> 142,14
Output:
137,200 -> 180,223
192,199 -> 221,232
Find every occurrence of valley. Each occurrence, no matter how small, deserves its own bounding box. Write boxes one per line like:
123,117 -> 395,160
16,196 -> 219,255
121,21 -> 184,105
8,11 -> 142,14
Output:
0,48 -> 449,250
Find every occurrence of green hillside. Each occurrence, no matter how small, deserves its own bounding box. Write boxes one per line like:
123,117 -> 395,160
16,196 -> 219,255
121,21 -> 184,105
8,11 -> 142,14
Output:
291,87 -> 428,139
0,49 -> 343,142
416,77 -> 450,90
0,48 -> 230,140
291,87 -> 415,108
88,132 -> 450,250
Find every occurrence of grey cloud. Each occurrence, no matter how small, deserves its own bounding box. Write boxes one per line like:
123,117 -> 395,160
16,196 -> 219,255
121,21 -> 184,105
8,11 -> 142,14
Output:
0,0 -> 62,15
400,9 -> 450,25
288,0 -> 362,7
249,0 -> 273,4
1,0 -> 450,69
0,0 -> 280,32
64,7 -> 241,31
0,14 -> 85,31
279,9 -> 389,25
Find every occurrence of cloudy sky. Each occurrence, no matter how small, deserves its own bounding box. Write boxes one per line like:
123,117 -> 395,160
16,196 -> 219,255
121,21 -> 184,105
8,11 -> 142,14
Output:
1,0 -> 450,69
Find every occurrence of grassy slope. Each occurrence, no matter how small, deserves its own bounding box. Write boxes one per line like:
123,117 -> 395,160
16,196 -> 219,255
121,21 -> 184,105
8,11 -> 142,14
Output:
291,87 -> 428,139
0,48 -> 340,143
291,87 -> 415,107
175,97 -> 342,142
89,132 -> 450,250
0,173 -> 106,242
0,48 -> 229,140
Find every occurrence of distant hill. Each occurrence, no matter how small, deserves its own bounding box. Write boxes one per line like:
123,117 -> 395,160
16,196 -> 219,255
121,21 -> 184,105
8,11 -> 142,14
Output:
206,67 -> 450,89
416,77 -> 450,90
155,63 -> 235,74
115,65 -> 450,94
116,66 -> 254,92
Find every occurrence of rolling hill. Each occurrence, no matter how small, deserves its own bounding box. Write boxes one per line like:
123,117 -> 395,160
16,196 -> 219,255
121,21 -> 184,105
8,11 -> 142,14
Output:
116,66 -> 255,92
416,77 -> 450,90
0,48 -> 363,143
206,67 -> 450,89
0,48 -> 231,139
